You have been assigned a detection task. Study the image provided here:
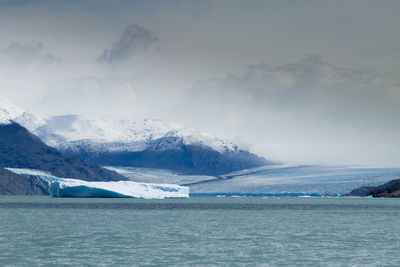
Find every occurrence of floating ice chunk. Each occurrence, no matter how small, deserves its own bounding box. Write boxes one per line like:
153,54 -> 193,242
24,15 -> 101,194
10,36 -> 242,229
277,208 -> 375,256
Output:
6,167 -> 189,199
50,179 -> 189,199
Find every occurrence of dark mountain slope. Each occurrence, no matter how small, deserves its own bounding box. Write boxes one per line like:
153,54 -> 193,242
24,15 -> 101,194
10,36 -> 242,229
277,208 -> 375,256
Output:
0,122 -> 126,181
68,136 -> 270,176
0,168 -> 49,195
346,178 -> 400,197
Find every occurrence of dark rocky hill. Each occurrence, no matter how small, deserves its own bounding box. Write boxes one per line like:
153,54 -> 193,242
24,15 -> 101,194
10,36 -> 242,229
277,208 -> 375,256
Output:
0,167 -> 49,195
66,136 -> 270,176
0,122 -> 126,182
345,179 -> 400,197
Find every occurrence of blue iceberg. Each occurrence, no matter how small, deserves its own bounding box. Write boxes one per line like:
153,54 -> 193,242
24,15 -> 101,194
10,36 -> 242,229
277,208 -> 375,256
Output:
6,168 -> 189,199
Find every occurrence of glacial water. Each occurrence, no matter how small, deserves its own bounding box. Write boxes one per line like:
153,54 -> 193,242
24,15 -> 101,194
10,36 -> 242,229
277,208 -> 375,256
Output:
1,196 -> 400,266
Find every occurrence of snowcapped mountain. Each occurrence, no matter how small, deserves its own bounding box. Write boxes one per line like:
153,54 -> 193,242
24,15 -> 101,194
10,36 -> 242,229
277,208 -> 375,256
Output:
0,98 -> 24,124
16,113 -> 238,154
2,99 -> 270,175
3,99 -> 235,152
13,110 -> 46,131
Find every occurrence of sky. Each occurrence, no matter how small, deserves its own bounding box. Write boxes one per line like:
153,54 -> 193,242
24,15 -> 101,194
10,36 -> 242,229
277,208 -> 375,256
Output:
0,0 -> 400,166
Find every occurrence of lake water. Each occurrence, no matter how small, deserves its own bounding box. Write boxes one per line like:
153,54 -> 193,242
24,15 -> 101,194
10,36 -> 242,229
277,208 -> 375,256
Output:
1,196 -> 400,266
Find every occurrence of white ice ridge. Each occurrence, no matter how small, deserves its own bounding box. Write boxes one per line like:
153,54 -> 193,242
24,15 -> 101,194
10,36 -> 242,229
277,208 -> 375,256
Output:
6,168 -> 190,199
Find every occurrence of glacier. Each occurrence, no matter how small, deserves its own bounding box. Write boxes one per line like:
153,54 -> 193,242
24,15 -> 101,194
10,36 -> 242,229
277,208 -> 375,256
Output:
104,166 -> 216,185
186,165 -> 400,196
6,168 -> 189,199
107,165 -> 400,196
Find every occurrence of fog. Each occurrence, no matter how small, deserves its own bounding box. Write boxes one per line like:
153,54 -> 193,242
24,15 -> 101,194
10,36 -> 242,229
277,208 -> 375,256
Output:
1,0 -> 399,165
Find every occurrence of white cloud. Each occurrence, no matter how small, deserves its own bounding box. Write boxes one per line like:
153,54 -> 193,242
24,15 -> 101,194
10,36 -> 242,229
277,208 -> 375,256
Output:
39,76 -> 137,116
0,42 -> 62,107
0,42 -> 60,66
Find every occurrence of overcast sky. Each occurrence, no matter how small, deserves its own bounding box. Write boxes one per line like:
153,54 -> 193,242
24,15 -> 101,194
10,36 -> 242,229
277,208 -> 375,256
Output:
1,0 -> 400,166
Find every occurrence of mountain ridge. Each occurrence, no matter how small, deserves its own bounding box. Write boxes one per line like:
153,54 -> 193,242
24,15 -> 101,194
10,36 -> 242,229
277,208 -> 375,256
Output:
3,100 -> 272,175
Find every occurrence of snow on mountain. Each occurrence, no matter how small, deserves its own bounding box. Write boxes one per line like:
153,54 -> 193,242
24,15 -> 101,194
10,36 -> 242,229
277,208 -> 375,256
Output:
0,98 -> 237,153
0,111 -> 9,124
14,111 -> 46,131
0,98 -> 24,124
17,113 -> 238,154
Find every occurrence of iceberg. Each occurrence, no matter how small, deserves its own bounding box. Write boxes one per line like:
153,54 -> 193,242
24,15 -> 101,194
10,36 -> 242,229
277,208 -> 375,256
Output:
6,168 -> 189,199
49,179 -> 189,199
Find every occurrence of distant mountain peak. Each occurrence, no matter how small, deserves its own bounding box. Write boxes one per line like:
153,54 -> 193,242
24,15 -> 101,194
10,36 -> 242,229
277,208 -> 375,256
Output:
14,111 -> 46,130
0,97 -> 24,124
17,113 -> 238,154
